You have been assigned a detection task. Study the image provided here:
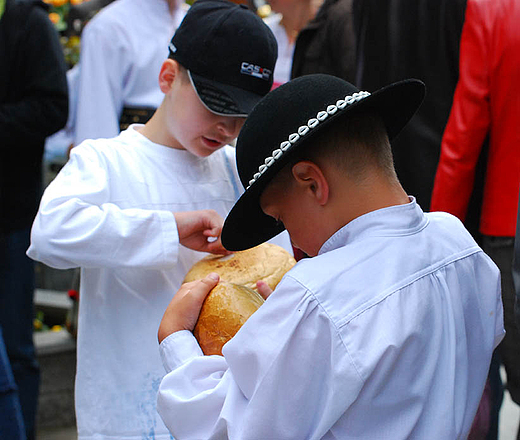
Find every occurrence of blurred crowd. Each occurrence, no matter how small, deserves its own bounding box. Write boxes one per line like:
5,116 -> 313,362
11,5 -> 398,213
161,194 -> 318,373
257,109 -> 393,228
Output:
1,0 -> 519,439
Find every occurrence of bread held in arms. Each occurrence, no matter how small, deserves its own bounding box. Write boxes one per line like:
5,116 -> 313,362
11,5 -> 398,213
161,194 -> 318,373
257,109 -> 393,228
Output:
183,243 -> 297,355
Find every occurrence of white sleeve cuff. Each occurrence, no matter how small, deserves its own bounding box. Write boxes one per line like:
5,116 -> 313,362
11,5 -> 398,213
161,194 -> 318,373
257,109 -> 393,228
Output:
159,210 -> 179,264
159,330 -> 203,373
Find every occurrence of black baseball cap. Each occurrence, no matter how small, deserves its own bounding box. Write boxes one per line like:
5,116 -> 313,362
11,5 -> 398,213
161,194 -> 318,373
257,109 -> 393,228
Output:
221,74 -> 426,251
168,0 -> 278,117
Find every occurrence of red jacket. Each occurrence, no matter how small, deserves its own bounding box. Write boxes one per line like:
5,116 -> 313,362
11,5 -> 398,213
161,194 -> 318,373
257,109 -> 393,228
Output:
430,0 -> 520,237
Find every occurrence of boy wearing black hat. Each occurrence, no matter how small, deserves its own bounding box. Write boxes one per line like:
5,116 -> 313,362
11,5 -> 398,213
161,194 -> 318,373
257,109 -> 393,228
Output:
157,74 -> 505,439
27,1 -> 291,439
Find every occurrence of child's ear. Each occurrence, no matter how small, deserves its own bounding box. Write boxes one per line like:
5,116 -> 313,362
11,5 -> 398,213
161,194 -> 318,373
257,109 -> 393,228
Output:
291,161 -> 329,206
158,59 -> 179,94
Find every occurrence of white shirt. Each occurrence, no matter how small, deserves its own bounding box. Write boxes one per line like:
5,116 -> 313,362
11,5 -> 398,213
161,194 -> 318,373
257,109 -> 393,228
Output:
28,125 -> 292,440
157,199 -> 505,439
73,0 -> 186,146
264,13 -> 295,88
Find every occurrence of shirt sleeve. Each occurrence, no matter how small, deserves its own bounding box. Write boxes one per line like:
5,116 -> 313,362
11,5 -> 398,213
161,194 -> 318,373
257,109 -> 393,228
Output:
27,144 -> 179,270
156,276 -> 362,440
73,15 -> 129,145
430,1 -> 490,220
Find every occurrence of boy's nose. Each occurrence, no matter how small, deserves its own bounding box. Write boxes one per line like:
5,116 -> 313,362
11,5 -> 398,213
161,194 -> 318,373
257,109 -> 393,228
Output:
217,116 -> 244,137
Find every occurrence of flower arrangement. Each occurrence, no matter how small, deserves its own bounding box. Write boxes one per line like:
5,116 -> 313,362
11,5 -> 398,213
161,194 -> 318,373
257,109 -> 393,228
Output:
44,0 -> 90,67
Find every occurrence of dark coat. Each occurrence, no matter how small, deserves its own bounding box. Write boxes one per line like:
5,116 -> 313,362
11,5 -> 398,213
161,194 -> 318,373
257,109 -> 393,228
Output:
0,0 -> 68,233
353,0 -> 468,213
291,0 -> 357,83
515,197 -> 520,330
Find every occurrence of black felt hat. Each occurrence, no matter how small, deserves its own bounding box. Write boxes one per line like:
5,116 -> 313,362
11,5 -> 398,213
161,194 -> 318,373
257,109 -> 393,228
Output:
221,74 -> 426,251
168,0 -> 277,116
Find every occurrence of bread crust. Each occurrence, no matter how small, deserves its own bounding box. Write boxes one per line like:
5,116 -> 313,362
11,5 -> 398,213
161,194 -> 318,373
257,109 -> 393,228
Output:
183,243 -> 296,291
187,243 -> 297,356
193,281 -> 264,356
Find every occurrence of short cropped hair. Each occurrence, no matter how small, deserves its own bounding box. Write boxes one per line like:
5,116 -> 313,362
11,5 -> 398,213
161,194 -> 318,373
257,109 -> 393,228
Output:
294,111 -> 398,181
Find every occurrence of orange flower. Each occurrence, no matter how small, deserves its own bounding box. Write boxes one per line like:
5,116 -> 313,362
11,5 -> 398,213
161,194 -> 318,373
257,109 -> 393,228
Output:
48,12 -> 60,24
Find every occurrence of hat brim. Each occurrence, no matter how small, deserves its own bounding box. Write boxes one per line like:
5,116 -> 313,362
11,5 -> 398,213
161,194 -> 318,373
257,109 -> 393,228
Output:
189,71 -> 264,117
221,78 -> 425,251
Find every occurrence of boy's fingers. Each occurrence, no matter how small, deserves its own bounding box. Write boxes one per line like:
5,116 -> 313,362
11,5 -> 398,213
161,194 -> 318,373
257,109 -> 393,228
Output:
195,273 -> 220,298
256,280 -> 273,300
205,272 -> 220,283
158,273 -> 221,342
206,237 -> 232,255
186,273 -> 220,304
181,273 -> 220,297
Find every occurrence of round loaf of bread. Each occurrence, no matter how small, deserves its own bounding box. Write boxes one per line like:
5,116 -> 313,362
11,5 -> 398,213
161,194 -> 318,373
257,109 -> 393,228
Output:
183,243 -> 296,291
187,243 -> 296,355
193,281 -> 264,356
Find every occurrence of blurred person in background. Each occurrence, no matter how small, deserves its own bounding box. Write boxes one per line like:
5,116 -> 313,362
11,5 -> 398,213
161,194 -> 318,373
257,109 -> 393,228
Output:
431,1 -> 520,438
291,0 -> 356,82
514,193 -> 520,332
43,0 -> 115,163
0,327 -> 25,440
264,0 -> 321,88
71,0 -> 186,147
0,0 -> 69,438
353,0 -> 467,215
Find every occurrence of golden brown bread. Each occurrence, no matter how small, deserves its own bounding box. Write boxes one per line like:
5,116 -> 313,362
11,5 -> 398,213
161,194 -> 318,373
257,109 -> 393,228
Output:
193,281 -> 264,356
186,243 -> 296,355
183,243 -> 296,291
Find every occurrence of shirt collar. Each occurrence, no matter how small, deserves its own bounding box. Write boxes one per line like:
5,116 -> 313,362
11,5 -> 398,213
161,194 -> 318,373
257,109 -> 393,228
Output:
318,197 -> 428,255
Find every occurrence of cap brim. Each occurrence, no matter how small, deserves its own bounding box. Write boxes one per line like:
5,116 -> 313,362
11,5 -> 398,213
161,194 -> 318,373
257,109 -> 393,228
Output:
189,71 -> 264,117
221,79 -> 426,251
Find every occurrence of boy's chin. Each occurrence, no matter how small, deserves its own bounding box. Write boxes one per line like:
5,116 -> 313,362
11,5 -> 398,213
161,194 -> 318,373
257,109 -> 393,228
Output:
292,242 -> 315,258
187,145 -> 221,158
188,139 -> 228,157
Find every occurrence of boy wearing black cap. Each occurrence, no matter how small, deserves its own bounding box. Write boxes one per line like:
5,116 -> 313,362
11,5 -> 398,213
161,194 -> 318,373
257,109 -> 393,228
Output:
27,1 -> 291,439
157,74 -> 505,439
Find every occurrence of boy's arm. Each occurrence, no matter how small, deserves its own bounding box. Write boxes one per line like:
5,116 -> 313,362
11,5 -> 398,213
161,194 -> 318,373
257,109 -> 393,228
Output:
156,276 -> 361,439
27,145 -> 228,269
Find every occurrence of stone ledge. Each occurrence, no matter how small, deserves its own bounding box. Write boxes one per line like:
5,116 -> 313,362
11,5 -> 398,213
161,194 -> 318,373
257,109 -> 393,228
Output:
35,328 -> 76,357
35,289 -> 73,310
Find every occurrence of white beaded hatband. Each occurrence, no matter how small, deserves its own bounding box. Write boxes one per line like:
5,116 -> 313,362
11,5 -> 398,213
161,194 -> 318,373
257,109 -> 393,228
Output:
246,90 -> 371,189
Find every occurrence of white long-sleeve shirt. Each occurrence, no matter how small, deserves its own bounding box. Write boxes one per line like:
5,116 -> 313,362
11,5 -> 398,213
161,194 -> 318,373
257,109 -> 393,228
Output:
28,125 -> 291,440
264,13 -> 295,88
157,199 -> 505,440
73,0 -> 186,146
